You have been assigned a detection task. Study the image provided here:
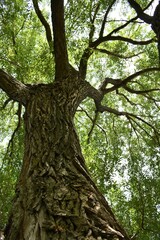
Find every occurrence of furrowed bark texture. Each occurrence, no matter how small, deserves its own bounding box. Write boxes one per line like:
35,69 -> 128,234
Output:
4,78 -> 129,240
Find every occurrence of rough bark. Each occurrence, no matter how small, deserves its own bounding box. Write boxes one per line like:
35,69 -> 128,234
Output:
0,69 -> 29,105
0,0 -> 131,239
3,75 -> 130,240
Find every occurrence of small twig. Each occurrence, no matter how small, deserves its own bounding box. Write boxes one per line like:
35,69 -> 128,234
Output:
15,18 -> 27,38
127,116 -> 140,141
127,115 -> 154,140
95,47 -> 143,59
116,90 -> 137,106
0,57 -> 21,68
99,0 -> 116,37
77,106 -> 98,144
87,111 -> 99,144
89,2 -> 100,42
78,106 -> 94,122
124,85 -> 160,94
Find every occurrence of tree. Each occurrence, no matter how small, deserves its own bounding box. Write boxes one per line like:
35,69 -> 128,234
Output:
0,0 -> 160,239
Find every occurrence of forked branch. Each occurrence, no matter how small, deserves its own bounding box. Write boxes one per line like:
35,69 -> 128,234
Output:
101,68 -> 160,94
95,104 -> 159,142
79,1 -> 155,81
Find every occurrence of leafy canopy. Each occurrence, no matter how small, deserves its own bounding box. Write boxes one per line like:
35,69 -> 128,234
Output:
0,0 -> 160,239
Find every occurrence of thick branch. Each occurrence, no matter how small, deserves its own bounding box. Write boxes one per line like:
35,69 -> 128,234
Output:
79,1 -> 154,80
108,36 -> 155,45
85,81 -> 103,102
0,69 -> 29,105
127,0 -> 153,24
51,0 -> 69,80
91,36 -> 154,48
86,68 -> 160,105
79,48 -> 93,80
32,0 -> 53,52
120,67 -> 160,86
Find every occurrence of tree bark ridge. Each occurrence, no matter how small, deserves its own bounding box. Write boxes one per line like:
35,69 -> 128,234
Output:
4,82 -> 130,240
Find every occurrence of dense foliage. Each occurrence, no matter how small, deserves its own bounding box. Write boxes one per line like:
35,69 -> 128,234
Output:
0,0 -> 160,239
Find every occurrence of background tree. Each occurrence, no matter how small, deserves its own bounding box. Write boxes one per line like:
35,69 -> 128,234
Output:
0,0 -> 160,239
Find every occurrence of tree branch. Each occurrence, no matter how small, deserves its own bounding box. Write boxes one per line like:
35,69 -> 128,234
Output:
79,1 -> 101,80
78,1 -> 154,81
124,85 -> 160,94
51,0 -> 69,80
94,104 -> 159,142
79,36 -> 152,80
95,48 -> 143,59
108,1 -> 154,36
108,16 -> 138,37
116,90 -> 137,106
79,48 -> 93,80
77,106 -> 108,144
127,0 -> 153,24
99,0 -> 116,37
79,1 -> 116,80
89,2 -> 100,42
91,36 -> 154,48
87,111 -> 99,144
1,98 -> 13,109
32,0 -> 53,52
0,69 -> 29,105
103,68 -> 160,94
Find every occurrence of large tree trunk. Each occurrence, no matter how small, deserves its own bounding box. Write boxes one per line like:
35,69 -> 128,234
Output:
1,2 -> 130,238
4,79 -> 129,240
